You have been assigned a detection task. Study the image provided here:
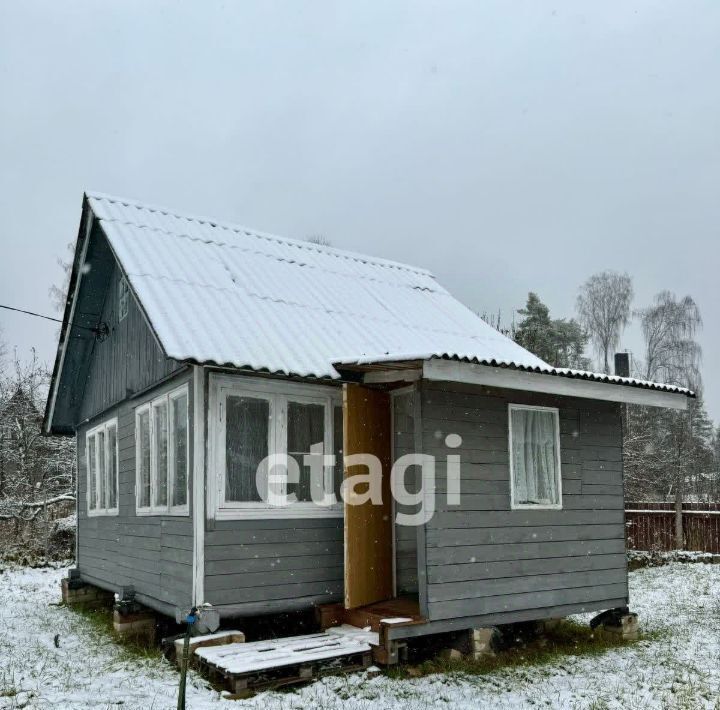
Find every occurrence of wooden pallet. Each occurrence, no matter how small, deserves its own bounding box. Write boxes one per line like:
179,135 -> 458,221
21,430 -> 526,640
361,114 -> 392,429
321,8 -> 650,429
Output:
194,632 -> 372,694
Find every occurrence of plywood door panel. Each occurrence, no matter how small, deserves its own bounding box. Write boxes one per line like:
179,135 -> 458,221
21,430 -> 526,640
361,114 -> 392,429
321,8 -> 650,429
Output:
343,384 -> 393,609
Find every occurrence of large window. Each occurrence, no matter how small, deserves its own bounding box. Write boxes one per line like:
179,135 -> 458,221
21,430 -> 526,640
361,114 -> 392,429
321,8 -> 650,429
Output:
86,419 -> 119,516
136,384 -> 189,515
210,376 -> 343,519
508,404 -> 562,509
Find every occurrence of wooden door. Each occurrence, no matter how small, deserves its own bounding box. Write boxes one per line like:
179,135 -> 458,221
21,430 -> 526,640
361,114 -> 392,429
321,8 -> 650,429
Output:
343,384 -> 393,609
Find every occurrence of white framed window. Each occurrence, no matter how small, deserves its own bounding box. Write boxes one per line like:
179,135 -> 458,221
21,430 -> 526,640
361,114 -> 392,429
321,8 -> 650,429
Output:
209,374 -> 343,519
118,277 -> 129,321
86,418 -> 119,516
508,404 -> 562,510
135,384 -> 190,515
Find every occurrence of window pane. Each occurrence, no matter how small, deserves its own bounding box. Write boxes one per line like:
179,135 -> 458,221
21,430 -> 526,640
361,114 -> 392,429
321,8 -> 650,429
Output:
172,393 -> 188,507
88,435 -> 97,510
97,430 -> 106,510
287,401 -> 325,503
511,409 -> 560,506
154,402 -> 168,508
138,410 -> 151,508
225,396 -> 268,502
107,424 -> 117,510
333,405 -> 344,502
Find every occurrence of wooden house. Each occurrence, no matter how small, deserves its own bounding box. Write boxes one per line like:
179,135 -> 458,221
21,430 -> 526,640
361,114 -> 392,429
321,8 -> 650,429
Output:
44,193 -> 692,651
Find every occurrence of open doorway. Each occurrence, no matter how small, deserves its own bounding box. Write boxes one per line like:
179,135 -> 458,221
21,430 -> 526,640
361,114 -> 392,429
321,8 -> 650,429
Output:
342,383 -> 420,618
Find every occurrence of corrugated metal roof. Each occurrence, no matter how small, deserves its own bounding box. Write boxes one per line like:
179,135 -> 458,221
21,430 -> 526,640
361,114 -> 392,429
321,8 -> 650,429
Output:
335,354 -> 694,396
86,192 -> 549,379
85,192 -> 693,397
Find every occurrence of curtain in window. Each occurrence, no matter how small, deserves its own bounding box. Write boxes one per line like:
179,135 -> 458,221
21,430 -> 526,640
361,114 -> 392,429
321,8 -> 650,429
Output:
172,394 -> 188,507
138,410 -> 151,508
154,403 -> 168,507
107,425 -> 117,510
287,402 -> 324,502
225,396 -> 268,502
97,430 -> 106,509
88,436 -> 97,510
511,408 -> 559,506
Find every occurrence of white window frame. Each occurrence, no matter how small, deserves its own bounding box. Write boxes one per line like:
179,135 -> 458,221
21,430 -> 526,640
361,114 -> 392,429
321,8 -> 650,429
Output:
508,404 -> 563,510
118,276 -> 129,321
208,374 -> 343,520
135,384 -> 190,516
86,418 -> 119,517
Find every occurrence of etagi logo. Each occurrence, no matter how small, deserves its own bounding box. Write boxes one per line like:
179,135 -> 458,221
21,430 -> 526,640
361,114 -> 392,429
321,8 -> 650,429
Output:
254,434 -> 462,526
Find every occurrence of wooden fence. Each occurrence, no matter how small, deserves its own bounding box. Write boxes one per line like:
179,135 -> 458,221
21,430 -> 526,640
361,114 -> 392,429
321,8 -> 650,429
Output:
625,501 -> 720,553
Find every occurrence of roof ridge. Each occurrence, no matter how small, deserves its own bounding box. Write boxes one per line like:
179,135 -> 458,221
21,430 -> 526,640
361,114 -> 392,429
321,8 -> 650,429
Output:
85,191 -> 434,277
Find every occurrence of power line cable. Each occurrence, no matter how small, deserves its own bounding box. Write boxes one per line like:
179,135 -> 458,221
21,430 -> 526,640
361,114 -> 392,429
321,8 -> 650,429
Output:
0,304 -> 103,336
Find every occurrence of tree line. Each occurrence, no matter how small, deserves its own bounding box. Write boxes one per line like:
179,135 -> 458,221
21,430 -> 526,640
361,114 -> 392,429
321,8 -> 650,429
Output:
486,271 -> 719,546
0,348 -> 76,561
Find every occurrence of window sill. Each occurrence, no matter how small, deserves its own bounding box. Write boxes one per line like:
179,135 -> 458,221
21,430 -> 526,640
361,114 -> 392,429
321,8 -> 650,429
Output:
87,509 -> 119,517
511,503 -> 563,511
136,508 -> 190,517
214,505 -> 344,521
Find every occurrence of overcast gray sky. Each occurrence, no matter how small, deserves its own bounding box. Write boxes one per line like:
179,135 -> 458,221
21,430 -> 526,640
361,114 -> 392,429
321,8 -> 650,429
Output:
1,1 -> 718,420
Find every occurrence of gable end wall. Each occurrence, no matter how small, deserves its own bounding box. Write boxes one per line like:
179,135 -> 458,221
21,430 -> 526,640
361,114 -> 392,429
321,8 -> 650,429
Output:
76,369 -> 194,612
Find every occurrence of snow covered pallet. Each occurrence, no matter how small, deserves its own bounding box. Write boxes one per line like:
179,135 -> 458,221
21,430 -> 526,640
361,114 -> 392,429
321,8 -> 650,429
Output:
194,631 -> 373,694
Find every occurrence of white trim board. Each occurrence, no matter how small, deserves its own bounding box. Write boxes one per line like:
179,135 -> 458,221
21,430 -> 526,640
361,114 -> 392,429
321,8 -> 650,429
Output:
192,366 -> 206,606
423,360 -> 689,410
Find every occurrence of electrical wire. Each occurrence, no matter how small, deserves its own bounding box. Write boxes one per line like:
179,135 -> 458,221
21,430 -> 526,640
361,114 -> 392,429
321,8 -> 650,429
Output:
0,304 -> 100,334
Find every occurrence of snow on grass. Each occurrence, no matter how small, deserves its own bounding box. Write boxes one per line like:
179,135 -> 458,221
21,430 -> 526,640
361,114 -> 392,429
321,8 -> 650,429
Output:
1,563 -> 718,709
0,567 -> 223,709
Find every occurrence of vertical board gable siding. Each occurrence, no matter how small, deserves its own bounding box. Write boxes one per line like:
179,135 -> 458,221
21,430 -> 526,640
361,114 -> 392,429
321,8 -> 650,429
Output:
76,370 -> 194,611
78,252 -> 181,424
421,382 -> 628,622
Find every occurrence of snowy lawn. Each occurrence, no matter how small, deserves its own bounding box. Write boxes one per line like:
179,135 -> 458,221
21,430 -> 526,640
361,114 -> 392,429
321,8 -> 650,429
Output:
0,563 -> 718,709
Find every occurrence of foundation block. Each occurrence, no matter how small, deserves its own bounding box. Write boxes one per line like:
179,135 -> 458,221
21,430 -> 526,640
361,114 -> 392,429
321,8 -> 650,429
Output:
60,577 -> 114,608
601,613 -> 639,640
113,609 -> 157,644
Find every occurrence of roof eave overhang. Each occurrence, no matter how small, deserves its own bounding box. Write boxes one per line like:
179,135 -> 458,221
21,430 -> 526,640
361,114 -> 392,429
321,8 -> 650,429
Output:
423,359 -> 690,410
42,194 -> 94,436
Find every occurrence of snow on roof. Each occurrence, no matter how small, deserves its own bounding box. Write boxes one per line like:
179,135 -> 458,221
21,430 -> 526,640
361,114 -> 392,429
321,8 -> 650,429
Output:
86,192 -> 548,379
85,192 -> 693,397
335,353 -> 695,396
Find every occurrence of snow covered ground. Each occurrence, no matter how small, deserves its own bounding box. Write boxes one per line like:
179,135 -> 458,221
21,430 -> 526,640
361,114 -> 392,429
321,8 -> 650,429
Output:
1,563 -> 718,709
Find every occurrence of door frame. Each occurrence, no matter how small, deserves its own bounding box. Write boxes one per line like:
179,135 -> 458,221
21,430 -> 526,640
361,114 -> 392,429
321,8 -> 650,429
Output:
389,384 -> 417,598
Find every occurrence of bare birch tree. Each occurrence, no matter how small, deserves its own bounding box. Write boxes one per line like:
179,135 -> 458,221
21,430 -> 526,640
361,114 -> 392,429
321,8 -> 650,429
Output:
624,292 -> 707,548
576,271 -> 633,373
640,291 -> 702,387
48,241 -> 74,313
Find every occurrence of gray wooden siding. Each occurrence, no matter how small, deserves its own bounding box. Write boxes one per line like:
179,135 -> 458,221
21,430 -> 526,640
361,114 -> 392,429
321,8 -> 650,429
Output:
393,389 -> 419,595
203,517 -> 344,613
421,381 -> 628,623
76,370 -> 194,611
78,248 -> 180,423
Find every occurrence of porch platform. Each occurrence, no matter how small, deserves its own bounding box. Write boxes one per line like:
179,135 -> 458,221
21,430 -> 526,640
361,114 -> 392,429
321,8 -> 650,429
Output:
317,596 -> 426,664
317,596 -> 424,632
